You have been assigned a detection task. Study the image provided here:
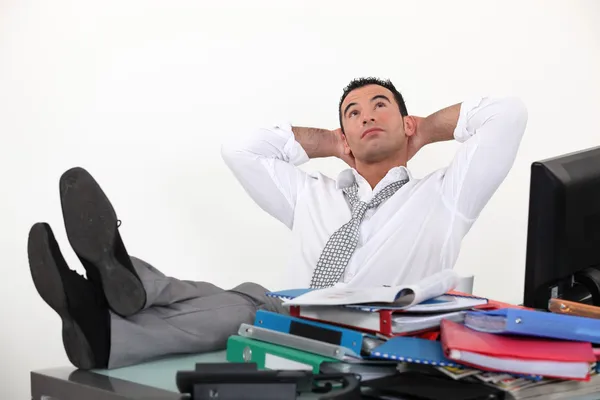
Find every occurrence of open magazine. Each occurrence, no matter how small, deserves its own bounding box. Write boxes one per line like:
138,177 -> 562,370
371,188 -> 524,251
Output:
282,270 -> 461,308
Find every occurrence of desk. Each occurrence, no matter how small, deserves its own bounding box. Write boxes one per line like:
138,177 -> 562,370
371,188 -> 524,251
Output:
31,352 -> 600,400
31,351 -> 333,400
31,352 -> 226,400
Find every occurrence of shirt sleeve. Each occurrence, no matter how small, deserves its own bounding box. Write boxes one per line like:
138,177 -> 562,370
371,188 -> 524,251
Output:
221,122 -> 315,229
440,96 -> 529,220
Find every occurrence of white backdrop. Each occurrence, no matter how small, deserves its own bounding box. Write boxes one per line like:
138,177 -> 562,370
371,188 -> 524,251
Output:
1,0 -> 599,397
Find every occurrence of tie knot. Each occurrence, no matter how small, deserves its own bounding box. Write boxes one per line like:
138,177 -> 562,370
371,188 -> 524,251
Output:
350,201 -> 368,219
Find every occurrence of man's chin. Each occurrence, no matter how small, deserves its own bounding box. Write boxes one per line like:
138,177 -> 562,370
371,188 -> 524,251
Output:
357,154 -> 391,165
356,148 -> 404,165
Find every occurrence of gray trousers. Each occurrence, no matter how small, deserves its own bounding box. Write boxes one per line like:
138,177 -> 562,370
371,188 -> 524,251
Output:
108,257 -> 287,369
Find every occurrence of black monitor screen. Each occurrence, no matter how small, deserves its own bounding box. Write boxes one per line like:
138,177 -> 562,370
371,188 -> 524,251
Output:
523,146 -> 600,309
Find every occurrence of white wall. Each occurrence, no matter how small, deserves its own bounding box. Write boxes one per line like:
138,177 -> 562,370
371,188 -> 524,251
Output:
1,0 -> 599,397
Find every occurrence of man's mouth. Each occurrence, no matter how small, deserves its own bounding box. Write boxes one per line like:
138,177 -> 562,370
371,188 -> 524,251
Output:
361,128 -> 383,139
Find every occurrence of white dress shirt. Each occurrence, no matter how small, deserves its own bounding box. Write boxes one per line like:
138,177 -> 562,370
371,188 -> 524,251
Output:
222,96 -> 528,289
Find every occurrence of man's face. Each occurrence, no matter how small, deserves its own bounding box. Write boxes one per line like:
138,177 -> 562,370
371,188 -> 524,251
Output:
340,85 -> 407,164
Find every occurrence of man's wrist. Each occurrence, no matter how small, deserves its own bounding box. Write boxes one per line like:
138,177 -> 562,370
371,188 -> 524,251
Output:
292,126 -> 340,159
321,128 -> 342,158
422,103 -> 461,144
416,116 -> 435,146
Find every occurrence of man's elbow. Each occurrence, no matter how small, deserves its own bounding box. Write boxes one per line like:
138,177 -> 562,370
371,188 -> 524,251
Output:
220,141 -> 238,166
220,130 -> 258,166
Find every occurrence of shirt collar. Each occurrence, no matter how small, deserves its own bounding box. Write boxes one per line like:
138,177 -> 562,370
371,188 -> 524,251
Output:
335,165 -> 412,191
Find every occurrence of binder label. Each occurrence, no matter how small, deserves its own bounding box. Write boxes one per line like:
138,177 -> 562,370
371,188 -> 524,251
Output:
264,354 -> 313,371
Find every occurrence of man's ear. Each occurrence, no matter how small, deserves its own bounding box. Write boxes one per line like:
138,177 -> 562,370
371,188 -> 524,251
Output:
341,131 -> 352,155
403,116 -> 418,137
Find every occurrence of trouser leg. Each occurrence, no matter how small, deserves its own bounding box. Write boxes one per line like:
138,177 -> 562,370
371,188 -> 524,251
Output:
108,279 -> 287,369
130,256 -> 225,309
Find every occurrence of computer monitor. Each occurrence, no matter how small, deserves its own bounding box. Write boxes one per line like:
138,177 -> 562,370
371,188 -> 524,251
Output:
523,145 -> 600,309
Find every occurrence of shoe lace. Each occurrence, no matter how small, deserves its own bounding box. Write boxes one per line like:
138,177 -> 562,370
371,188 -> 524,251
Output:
116,219 -> 122,228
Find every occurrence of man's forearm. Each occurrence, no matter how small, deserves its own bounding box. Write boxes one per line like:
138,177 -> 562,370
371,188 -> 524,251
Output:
291,126 -> 339,159
420,103 -> 461,145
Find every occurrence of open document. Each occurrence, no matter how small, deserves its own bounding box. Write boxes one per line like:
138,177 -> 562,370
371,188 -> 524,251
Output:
283,270 -> 459,308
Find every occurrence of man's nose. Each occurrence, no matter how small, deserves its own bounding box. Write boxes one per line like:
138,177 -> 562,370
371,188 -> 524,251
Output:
362,115 -> 376,125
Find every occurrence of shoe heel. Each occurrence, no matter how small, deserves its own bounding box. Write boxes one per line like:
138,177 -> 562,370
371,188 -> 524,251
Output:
100,255 -> 146,317
60,168 -> 119,265
62,319 -> 95,370
28,223 -> 69,319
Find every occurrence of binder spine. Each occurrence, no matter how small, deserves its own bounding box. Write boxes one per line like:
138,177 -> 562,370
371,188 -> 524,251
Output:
290,306 -> 300,317
379,310 -> 393,336
255,310 -> 364,355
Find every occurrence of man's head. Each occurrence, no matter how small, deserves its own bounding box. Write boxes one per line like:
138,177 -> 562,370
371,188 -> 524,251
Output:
338,77 -> 414,164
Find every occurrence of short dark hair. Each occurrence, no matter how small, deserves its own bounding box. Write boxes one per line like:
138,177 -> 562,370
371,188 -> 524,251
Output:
338,77 -> 408,133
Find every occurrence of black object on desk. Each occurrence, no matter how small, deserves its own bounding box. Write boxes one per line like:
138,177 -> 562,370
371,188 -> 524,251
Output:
524,145 -> 600,309
176,362 -> 362,400
361,371 -> 505,400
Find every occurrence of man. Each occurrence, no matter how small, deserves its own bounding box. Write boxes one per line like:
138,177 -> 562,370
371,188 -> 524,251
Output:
27,77 -> 527,370
222,78 -> 527,289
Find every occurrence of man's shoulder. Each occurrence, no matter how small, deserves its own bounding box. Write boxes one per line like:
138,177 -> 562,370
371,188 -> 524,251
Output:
295,169 -> 351,200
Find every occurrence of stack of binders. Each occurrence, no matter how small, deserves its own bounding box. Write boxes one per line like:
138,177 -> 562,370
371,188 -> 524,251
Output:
224,271 -> 497,382
224,271 -> 600,399
226,310 -> 402,380
442,308 -> 600,381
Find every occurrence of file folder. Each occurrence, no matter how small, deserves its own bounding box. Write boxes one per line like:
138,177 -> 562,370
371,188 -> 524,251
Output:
464,308 -> 600,344
365,335 -> 460,367
226,335 -> 338,373
238,323 -> 355,361
253,310 -> 383,357
291,305 -> 466,336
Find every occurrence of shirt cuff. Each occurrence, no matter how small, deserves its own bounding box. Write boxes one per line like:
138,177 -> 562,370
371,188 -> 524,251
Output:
273,121 -> 310,166
453,97 -> 485,143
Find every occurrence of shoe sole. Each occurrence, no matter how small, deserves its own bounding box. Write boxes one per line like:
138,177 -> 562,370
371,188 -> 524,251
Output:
60,167 -> 145,317
28,223 -> 96,370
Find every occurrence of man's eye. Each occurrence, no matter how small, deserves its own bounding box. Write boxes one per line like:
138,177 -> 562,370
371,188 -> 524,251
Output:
349,110 -> 359,117
375,102 -> 386,108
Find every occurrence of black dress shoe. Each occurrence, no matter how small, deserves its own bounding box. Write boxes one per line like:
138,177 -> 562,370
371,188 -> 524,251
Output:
59,167 -> 146,317
27,222 -> 110,370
